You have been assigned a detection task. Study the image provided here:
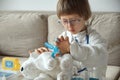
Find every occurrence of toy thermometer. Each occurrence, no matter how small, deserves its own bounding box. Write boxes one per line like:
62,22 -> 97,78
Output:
2,57 -> 20,71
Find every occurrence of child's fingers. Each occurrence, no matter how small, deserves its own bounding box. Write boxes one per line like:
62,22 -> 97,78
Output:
38,48 -> 44,53
41,47 -> 49,51
55,38 -> 59,42
65,36 -> 69,41
55,41 -> 59,46
59,36 -> 64,41
35,49 -> 41,54
38,47 -> 49,52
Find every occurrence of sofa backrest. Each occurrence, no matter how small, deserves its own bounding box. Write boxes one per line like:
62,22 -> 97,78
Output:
0,11 -> 55,57
48,12 -> 120,66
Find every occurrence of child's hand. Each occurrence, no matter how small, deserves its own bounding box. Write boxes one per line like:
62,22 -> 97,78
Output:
34,47 -> 50,54
55,36 -> 70,54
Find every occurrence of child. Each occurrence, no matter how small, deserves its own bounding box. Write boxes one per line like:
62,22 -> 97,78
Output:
55,0 -> 108,79
36,0 -> 108,79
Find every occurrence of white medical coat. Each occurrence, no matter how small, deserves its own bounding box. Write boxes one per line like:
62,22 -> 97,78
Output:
59,26 -> 108,79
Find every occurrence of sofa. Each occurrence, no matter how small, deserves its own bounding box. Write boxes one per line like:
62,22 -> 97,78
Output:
0,11 -> 120,80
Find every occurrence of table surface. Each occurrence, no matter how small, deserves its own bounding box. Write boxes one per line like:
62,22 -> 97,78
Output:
0,56 -> 107,80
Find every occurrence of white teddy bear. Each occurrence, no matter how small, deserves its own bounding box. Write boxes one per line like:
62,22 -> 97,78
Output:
20,51 -> 75,80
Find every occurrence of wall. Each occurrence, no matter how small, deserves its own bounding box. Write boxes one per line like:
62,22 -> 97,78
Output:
89,0 -> 120,12
0,0 -> 57,11
0,0 -> 120,12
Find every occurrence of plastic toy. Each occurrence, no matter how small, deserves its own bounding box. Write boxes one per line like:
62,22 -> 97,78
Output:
44,42 -> 61,58
2,57 -> 20,71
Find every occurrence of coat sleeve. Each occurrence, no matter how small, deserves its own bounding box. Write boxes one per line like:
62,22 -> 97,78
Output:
70,31 -> 108,67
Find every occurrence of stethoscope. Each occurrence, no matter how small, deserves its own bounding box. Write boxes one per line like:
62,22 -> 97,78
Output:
86,30 -> 89,44
70,29 -> 89,45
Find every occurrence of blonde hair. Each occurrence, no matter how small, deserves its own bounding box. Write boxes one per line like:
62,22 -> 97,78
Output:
57,0 -> 91,20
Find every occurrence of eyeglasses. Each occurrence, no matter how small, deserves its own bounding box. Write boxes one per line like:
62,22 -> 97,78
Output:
58,18 -> 81,26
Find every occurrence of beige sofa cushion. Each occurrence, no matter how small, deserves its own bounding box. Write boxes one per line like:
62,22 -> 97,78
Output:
48,12 -> 120,66
0,12 -> 48,57
106,66 -> 120,80
48,15 -> 64,44
88,12 -> 120,66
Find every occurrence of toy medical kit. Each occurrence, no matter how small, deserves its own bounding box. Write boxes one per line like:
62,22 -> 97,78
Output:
2,57 -> 21,71
1,75 -> 6,80
71,66 -> 99,80
0,70 -> 21,80
0,71 -> 13,78
71,77 -> 84,80
44,42 -> 61,58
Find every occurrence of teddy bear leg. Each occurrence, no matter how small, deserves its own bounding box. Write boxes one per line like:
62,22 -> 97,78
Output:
60,54 -> 73,71
46,57 -> 57,70
57,72 -> 72,80
72,66 -> 79,75
34,73 -> 54,80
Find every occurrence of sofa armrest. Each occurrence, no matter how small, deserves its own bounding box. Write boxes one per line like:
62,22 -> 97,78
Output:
106,65 -> 120,80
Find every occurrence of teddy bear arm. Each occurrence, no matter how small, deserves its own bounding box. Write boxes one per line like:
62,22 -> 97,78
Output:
30,52 -> 40,59
60,54 -> 73,71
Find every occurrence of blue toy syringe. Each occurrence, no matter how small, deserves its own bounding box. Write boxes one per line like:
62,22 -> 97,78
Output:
44,42 -> 61,58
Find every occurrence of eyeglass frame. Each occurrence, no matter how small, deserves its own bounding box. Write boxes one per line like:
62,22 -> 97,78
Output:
58,18 -> 82,26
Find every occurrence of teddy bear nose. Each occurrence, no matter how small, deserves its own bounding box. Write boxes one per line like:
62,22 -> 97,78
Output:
21,67 -> 24,71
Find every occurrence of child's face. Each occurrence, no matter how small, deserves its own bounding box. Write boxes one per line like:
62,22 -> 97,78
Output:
60,14 -> 86,34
